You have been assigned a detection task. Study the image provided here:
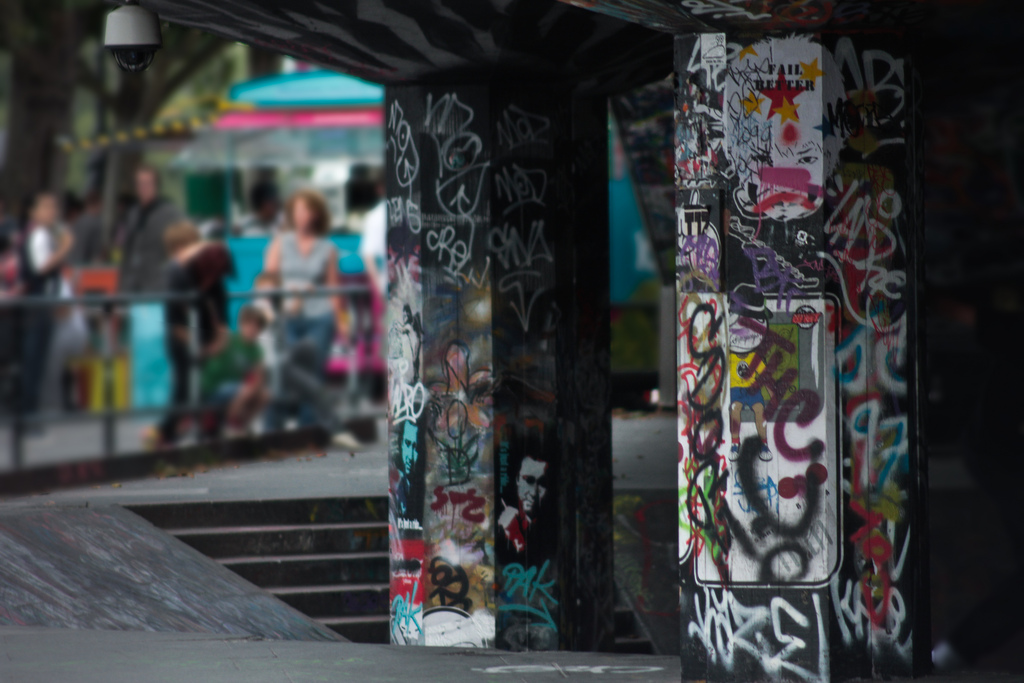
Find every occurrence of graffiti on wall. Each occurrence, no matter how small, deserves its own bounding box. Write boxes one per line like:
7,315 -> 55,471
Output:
490,96 -> 565,652
677,290 -> 840,588
612,78 -> 678,273
676,32 -> 917,680
387,87 -> 593,651
677,197 -> 723,292
386,87 -> 497,648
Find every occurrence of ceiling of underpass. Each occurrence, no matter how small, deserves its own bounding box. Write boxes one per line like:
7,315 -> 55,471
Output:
134,0 -> 1023,107
560,0 -> 1018,37
560,0 -> 1024,106
135,0 -> 676,95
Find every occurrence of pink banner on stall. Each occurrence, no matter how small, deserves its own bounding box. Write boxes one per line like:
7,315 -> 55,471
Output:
214,108 -> 383,130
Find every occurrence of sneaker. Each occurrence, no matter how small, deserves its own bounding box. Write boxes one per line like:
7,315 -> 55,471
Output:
759,444 -> 772,461
140,426 -> 169,451
223,424 -> 252,440
332,431 -> 364,451
730,442 -> 740,459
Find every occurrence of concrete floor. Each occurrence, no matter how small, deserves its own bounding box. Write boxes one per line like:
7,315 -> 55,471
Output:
0,417 -> 153,472
0,626 -> 680,683
7,412 -> 682,508
2,625 -> 1022,683
2,413 -> 1020,681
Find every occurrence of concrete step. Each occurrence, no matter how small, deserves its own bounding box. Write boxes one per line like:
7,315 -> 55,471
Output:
315,615 -> 391,643
127,496 -> 392,643
219,551 -> 390,588
170,521 -> 388,558
614,637 -> 655,655
0,504 -> 342,642
268,583 -> 389,619
613,591 -> 655,654
127,497 -> 388,530
614,607 -> 636,635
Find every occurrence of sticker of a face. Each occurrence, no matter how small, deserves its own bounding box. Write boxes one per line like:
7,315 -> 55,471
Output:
389,304 -> 423,383
401,421 -> 419,474
517,456 -> 548,521
727,36 -> 841,221
728,311 -> 766,354
728,286 -> 768,354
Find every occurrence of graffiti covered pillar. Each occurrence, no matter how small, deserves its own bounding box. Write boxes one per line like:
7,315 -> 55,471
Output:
675,33 -> 927,681
385,84 -> 613,652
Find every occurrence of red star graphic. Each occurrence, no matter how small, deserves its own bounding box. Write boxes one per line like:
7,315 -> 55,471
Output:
759,68 -> 806,121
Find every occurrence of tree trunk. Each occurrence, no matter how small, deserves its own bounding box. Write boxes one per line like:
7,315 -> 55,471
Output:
107,76 -> 148,199
0,13 -> 81,212
248,47 -> 282,79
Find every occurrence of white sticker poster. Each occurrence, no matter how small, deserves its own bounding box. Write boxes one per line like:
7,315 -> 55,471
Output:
700,33 -> 727,69
679,294 -> 839,587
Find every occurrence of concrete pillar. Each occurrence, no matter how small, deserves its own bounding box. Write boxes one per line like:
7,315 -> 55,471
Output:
674,33 -> 927,680
385,84 -> 613,652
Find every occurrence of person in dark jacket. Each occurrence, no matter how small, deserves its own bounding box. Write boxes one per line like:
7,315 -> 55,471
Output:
68,191 -> 104,266
119,165 -> 182,293
143,221 -> 233,448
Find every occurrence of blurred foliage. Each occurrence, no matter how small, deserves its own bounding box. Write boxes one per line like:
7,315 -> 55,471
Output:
0,0 -> 243,203
78,23 -> 235,127
611,306 -> 659,371
611,278 -> 662,371
630,278 -> 662,303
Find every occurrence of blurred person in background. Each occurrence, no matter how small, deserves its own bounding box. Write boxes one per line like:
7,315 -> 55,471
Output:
196,213 -> 228,242
143,221 -> 233,448
262,189 -> 342,429
40,271 -> 89,414
254,268 -> 358,447
238,181 -> 281,236
359,172 -> 387,300
932,279 -> 1024,669
18,192 -> 74,432
35,188 -> 90,415
62,192 -> 84,230
109,192 -> 136,263
199,304 -> 268,437
68,191 -> 104,267
120,165 -> 182,293
0,221 -> 20,410
251,272 -> 281,370
0,219 -> 19,295
0,198 -> 17,248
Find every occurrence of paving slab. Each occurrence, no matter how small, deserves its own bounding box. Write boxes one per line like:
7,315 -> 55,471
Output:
0,625 -> 678,683
1,624 -> 1021,683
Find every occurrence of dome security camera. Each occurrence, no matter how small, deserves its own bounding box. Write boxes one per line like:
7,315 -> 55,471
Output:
104,2 -> 162,73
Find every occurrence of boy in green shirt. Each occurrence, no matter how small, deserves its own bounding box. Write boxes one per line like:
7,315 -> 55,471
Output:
201,305 -> 268,436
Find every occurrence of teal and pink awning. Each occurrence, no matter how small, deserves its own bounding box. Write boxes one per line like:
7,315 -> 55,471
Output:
213,108 -> 383,130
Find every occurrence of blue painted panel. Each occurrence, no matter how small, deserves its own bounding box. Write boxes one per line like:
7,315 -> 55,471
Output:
224,235 -> 364,326
609,173 -> 658,304
229,71 -> 383,108
129,303 -> 171,408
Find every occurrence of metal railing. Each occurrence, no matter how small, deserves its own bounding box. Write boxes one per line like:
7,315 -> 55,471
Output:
0,284 -> 380,470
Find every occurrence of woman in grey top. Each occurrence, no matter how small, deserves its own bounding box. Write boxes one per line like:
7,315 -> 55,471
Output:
263,189 -> 341,367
